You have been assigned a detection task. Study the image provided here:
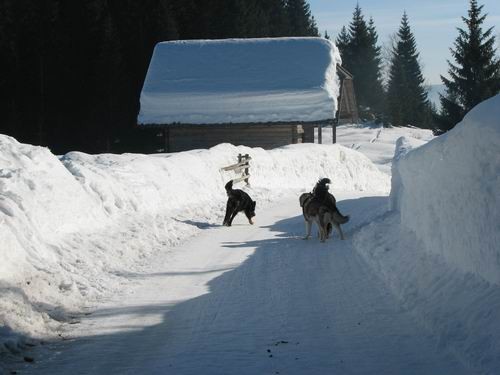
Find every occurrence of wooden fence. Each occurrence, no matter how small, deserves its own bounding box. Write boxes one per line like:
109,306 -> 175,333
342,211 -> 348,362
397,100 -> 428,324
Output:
221,154 -> 251,185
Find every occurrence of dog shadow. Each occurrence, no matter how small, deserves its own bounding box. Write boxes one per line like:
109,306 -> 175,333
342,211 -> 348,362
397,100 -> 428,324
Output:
174,219 -> 221,229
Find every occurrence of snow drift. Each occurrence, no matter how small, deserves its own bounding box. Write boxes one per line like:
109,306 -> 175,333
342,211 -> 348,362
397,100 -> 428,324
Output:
331,123 -> 434,175
355,94 -> 500,374
393,94 -> 500,285
138,37 -> 341,125
0,136 -> 387,356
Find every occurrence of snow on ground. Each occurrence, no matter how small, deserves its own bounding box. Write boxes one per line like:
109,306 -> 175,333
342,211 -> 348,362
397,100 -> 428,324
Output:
320,123 -> 435,174
18,194 -> 468,375
138,37 -> 340,125
354,94 -> 500,374
2,96 -> 499,374
0,135 -> 387,370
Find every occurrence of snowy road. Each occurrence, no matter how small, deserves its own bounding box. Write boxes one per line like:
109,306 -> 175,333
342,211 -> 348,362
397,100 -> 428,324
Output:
23,193 -> 468,375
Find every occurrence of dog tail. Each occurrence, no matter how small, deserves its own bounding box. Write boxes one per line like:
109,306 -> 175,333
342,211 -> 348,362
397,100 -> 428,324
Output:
333,208 -> 350,224
225,180 -> 233,193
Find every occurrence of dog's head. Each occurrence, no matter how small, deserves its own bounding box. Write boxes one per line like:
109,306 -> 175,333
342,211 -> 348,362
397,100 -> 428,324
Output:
315,178 -> 331,190
312,178 -> 331,200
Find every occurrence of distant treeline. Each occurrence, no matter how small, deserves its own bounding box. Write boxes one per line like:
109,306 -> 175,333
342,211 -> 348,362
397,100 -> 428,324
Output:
0,0 -> 318,153
335,1 -> 499,132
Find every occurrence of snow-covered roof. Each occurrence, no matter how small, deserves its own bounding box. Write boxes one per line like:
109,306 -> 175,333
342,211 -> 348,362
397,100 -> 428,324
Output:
138,37 -> 341,125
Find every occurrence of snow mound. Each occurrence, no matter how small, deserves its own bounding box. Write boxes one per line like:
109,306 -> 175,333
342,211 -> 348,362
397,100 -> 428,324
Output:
393,94 -> 500,285
354,94 -> 500,374
333,123 -> 434,175
0,137 -> 387,354
138,37 -> 341,125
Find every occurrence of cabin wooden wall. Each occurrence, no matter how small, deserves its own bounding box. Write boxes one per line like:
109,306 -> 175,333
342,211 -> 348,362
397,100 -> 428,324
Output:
160,124 -> 314,153
337,78 -> 359,124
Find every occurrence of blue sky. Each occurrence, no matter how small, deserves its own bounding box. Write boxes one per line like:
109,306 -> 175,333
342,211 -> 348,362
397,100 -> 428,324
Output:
308,0 -> 500,84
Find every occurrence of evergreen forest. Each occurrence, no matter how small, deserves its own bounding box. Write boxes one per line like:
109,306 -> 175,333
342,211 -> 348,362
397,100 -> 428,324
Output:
0,0 -> 318,153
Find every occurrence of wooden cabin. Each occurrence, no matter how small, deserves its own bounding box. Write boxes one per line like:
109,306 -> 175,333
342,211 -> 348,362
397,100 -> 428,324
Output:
138,37 -> 342,152
336,65 -> 359,126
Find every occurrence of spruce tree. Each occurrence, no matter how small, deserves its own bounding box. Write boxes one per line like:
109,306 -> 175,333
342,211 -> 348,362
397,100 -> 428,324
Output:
335,26 -> 350,61
366,17 -> 385,114
92,10 -> 126,151
286,0 -> 318,36
342,5 -> 385,117
262,0 -> 290,37
0,0 -> 16,136
386,12 -> 430,127
440,0 -> 500,131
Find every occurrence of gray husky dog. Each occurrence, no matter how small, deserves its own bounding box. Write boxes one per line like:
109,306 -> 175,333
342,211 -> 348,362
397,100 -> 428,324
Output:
299,178 -> 349,242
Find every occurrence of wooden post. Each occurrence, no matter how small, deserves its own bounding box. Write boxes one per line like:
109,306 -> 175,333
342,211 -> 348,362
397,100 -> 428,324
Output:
244,154 -> 250,185
318,124 -> 323,144
221,154 -> 251,186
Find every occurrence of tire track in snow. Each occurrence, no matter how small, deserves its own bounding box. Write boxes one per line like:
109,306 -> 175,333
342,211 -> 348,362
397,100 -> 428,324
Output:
20,194 -> 469,375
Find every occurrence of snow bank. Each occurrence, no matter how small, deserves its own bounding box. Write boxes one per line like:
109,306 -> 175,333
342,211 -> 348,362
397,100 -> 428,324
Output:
0,136 -> 387,355
333,123 -> 434,174
354,94 -> 500,374
138,37 -> 341,124
392,95 -> 500,285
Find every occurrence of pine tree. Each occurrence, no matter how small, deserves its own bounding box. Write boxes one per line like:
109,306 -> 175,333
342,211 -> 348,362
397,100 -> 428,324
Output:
266,0 -> 290,37
0,0 -> 16,136
252,0 -> 290,37
366,17 -> 385,114
386,12 -> 430,127
439,0 -> 500,131
286,0 -> 318,36
335,26 -> 350,60
341,5 -> 385,117
92,9 -> 126,151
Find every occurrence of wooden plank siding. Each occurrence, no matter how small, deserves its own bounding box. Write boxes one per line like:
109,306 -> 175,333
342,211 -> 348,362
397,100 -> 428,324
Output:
141,120 -> 334,153
147,123 -> 331,153
336,65 -> 359,125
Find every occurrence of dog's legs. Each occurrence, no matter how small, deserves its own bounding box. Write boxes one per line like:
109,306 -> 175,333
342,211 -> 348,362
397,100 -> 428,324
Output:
319,225 -> 326,243
334,223 -> 345,240
303,220 -> 312,240
326,223 -> 332,239
228,209 -> 239,226
313,217 -> 326,242
223,201 -> 233,226
318,214 -> 327,243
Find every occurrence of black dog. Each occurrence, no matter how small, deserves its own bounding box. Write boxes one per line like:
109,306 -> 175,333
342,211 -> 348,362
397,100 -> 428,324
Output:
223,180 -> 256,226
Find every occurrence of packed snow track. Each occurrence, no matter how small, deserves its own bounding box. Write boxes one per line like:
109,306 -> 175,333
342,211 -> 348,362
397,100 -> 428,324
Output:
21,193 -> 468,375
